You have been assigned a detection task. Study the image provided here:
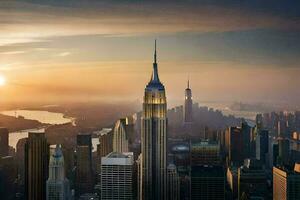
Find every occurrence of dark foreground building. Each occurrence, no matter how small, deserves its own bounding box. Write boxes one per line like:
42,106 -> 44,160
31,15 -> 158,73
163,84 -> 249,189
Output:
25,132 -> 49,200
190,165 -> 225,200
75,134 -> 93,197
0,127 -> 9,157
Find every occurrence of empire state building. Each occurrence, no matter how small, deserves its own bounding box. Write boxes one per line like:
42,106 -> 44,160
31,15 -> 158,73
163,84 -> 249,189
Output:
141,41 -> 167,200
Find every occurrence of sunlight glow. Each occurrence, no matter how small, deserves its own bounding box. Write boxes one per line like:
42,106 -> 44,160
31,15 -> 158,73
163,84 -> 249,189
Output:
0,75 -> 6,86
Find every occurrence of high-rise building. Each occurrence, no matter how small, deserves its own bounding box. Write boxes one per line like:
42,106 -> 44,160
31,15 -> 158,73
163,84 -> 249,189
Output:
290,132 -> 300,163
101,152 -> 134,200
256,129 -> 269,164
16,138 -> 27,184
278,137 -> 290,166
190,165 -> 225,200
167,164 -> 180,200
25,131 -> 49,200
46,145 -> 70,200
0,156 -> 18,199
184,79 -> 193,125
225,123 -> 253,167
98,130 -> 113,158
140,41 -> 167,200
226,127 -> 244,166
96,129 -> 113,174
75,134 -> 93,197
273,164 -> 300,200
0,127 -> 9,157
113,118 -> 133,153
190,140 -> 221,166
256,114 -> 264,130
238,159 -> 268,199
278,119 -> 288,138
241,121 -> 252,159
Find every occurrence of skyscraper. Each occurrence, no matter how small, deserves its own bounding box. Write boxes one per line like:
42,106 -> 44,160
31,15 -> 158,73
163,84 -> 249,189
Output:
0,156 -> 18,199
0,127 -> 9,157
226,126 -> 244,166
241,121 -> 252,159
113,118 -> 133,153
273,164 -> 300,200
75,134 -> 93,197
184,79 -> 193,124
278,137 -> 290,166
238,159 -> 268,199
46,145 -> 70,200
98,130 -> 113,159
256,129 -> 269,164
25,131 -> 49,200
140,41 -> 167,200
101,152 -> 134,200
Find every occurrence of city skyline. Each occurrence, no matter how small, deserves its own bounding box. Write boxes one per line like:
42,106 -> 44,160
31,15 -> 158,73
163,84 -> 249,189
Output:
0,1 -> 300,107
2,2 -> 300,199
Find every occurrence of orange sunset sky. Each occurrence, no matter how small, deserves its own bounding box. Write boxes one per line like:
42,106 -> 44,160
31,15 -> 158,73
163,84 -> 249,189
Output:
1,0 -> 300,107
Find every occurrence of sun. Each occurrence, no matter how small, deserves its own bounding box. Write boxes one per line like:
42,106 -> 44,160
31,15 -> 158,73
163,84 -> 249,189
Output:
0,75 -> 6,86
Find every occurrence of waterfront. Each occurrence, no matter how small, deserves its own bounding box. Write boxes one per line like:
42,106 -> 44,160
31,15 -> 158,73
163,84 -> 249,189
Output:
0,110 -> 73,149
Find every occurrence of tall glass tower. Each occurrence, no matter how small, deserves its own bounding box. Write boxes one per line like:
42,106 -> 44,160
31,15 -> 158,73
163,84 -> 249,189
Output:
141,41 -> 167,200
184,79 -> 193,124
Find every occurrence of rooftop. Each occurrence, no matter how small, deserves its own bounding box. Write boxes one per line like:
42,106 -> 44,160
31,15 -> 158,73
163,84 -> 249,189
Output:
101,152 -> 134,166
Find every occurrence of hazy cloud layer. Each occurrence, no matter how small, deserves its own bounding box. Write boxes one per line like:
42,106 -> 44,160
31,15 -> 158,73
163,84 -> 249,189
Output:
1,0 -> 300,46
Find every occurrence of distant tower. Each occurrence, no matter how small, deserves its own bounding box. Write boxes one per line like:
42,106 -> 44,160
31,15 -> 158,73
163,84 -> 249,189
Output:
25,132 -> 49,200
46,145 -> 70,200
140,40 -> 168,200
184,78 -> 193,124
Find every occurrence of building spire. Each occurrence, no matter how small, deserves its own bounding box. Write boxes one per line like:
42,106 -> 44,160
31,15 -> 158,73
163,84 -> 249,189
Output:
151,39 -> 160,83
187,76 -> 190,89
154,39 -> 157,64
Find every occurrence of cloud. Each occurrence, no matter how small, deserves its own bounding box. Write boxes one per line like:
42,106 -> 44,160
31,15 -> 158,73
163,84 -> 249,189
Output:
34,48 -> 49,51
0,62 -> 23,71
0,0 -> 299,46
57,52 -> 71,57
0,51 -> 25,55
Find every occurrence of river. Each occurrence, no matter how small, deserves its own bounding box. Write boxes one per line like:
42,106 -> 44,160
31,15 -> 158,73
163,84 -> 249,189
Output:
0,110 -> 73,149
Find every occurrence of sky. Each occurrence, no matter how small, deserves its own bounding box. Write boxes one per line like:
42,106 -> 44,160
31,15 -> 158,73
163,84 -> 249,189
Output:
0,0 -> 300,107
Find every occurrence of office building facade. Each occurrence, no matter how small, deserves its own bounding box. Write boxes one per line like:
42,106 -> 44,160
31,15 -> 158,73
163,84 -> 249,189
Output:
273,164 -> 300,200
101,152 -> 134,200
